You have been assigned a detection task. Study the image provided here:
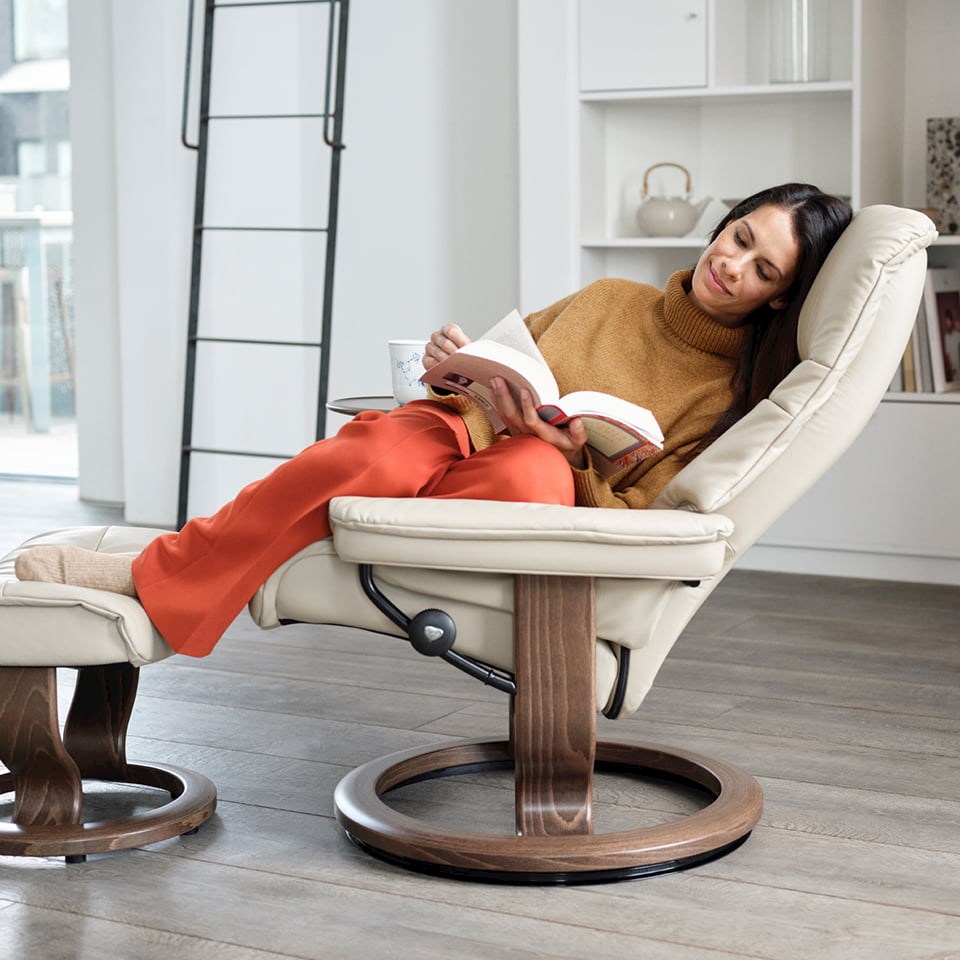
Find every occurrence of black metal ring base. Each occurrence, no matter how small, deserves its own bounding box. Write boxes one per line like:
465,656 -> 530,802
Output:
345,830 -> 752,886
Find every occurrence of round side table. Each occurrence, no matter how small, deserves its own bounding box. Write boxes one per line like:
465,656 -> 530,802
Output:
326,396 -> 398,417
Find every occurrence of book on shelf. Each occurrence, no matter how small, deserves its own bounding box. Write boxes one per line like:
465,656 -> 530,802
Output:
888,361 -> 904,392
419,309 -> 665,477
913,295 -> 934,392
891,267 -> 960,395
923,267 -> 960,393
900,339 -> 916,392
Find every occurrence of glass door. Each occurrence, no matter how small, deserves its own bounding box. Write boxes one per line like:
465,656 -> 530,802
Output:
0,0 -> 75,479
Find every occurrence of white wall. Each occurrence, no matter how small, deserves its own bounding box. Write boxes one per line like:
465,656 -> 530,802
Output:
517,0 -> 578,313
67,0 -> 123,505
327,1 -> 520,427
902,0 -> 960,208
70,0 -> 519,526
111,2 -> 196,526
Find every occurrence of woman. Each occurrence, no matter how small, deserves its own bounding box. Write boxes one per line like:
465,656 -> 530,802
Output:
16,182 -> 852,657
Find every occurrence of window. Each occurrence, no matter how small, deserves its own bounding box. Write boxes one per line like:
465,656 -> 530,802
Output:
13,0 -> 69,62
15,139 -> 70,177
56,139 -> 70,176
16,139 -> 46,176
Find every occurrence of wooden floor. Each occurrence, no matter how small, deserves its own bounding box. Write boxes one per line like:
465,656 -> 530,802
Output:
1,480 -> 959,959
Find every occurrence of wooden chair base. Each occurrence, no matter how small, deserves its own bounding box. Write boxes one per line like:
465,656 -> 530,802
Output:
334,574 -> 763,884
334,738 -> 763,884
0,761 -> 218,860
0,663 -> 217,861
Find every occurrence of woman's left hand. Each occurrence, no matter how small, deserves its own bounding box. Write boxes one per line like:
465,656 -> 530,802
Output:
423,323 -> 471,370
490,377 -> 588,468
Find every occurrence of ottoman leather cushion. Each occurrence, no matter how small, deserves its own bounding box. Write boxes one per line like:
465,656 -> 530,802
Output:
0,525 -> 171,668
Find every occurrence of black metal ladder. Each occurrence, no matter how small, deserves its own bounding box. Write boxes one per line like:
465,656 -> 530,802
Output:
177,0 -> 350,527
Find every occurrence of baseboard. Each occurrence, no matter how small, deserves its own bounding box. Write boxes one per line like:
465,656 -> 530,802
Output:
739,543 -> 960,586
0,473 -> 77,485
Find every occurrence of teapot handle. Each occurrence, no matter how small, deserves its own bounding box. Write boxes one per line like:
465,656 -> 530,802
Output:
642,162 -> 693,199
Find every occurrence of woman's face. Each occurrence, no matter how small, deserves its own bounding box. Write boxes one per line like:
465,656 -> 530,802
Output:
689,203 -> 801,327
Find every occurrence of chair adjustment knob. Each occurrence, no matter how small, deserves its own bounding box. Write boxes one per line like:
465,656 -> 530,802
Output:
407,609 -> 457,657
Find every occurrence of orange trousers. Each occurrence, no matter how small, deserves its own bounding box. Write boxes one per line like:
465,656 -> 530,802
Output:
132,401 -> 575,657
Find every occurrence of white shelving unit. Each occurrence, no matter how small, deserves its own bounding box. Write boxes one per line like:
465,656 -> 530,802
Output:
575,0 -> 860,288
518,0 -> 960,584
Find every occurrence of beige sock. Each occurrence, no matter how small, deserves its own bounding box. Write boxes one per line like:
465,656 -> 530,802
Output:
14,545 -> 138,598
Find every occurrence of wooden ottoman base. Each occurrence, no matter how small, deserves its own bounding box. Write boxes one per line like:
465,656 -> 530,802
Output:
0,662 -> 217,860
335,738 -> 763,885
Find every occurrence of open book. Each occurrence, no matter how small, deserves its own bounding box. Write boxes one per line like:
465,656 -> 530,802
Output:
419,310 -> 664,477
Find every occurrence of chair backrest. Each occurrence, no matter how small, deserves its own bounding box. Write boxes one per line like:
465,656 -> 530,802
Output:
607,205 -> 936,717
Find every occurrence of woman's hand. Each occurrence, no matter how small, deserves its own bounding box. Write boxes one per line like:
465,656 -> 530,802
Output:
490,377 -> 588,468
422,323 -> 471,370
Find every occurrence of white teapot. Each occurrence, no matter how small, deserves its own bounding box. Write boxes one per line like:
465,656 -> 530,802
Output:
636,162 -> 712,237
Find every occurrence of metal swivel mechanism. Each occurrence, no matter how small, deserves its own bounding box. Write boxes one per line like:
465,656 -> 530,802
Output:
357,565 -> 515,694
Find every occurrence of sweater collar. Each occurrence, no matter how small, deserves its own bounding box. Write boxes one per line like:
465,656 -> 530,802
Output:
662,270 -> 750,359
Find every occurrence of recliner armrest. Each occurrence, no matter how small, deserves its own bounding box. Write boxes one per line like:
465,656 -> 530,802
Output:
329,497 -> 733,580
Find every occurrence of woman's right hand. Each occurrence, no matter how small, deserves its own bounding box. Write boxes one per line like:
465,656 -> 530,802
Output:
422,323 -> 471,370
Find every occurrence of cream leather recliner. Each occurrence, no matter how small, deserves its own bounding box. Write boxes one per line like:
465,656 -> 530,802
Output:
0,205 -> 933,878
249,205 -> 936,881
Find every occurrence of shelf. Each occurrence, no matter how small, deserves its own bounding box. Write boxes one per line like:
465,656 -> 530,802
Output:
883,391 -> 960,404
582,237 -> 708,249
585,224 -> 957,253
587,226 -> 954,252
579,81 -> 853,106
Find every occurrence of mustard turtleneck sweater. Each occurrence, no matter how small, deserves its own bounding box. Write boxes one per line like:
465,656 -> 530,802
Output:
433,270 -> 750,510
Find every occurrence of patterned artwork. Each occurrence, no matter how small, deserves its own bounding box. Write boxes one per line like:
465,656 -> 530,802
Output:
927,117 -> 960,235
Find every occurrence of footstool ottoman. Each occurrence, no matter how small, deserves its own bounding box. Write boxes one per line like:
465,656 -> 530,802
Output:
0,525 -> 216,861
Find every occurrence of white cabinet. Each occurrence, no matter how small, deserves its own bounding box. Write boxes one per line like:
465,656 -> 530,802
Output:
517,0 -> 960,584
747,396 -> 960,586
580,0 -> 707,92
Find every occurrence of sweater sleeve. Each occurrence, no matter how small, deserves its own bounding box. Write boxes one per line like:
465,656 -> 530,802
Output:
570,447 -> 694,510
424,384 -> 501,451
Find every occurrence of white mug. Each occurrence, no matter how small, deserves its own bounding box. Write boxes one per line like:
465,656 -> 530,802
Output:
388,339 -> 428,404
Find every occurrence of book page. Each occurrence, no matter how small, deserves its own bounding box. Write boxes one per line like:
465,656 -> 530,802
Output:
538,390 -> 664,478
539,408 -> 662,477
541,391 -> 663,442
477,309 -> 549,368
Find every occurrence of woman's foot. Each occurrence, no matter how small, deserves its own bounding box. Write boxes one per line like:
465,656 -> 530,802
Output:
14,546 -> 138,597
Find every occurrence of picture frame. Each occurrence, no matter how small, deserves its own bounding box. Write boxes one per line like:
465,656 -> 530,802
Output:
922,267 -> 960,393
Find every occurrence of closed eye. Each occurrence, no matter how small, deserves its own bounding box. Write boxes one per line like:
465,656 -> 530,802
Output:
736,228 -> 773,281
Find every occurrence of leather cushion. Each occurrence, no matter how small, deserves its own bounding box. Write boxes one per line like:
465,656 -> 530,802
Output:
0,526 -> 172,667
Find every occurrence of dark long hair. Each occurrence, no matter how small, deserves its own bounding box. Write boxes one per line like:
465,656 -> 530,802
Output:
692,183 -> 853,453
